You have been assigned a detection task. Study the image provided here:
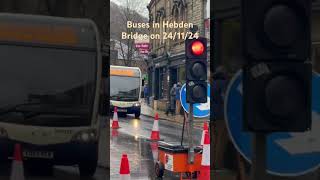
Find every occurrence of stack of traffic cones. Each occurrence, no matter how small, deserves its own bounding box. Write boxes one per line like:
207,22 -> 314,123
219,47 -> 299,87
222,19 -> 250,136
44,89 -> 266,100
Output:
111,107 -> 120,129
201,122 -> 209,146
10,144 -> 25,180
119,154 -> 131,179
198,131 -> 210,180
150,113 -> 160,141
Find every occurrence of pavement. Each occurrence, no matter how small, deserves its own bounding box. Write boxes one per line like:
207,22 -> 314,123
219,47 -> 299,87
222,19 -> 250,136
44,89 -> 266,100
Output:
141,102 -> 208,128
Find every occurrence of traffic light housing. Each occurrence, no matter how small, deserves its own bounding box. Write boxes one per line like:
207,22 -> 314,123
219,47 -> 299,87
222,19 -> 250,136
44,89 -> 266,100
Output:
185,37 -> 207,103
242,0 -> 312,132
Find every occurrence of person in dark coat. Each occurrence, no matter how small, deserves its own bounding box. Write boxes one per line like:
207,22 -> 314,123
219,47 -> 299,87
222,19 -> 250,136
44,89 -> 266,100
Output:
212,66 -> 228,120
212,66 -> 243,172
144,84 -> 149,105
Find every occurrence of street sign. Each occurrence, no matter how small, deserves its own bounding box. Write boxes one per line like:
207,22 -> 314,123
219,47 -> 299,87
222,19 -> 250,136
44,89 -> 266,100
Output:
180,83 -> 210,118
135,38 -> 150,55
225,70 -> 320,176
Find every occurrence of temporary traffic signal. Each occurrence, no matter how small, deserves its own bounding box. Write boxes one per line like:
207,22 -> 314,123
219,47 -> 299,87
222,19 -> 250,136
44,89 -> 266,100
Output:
242,0 -> 312,132
185,37 -> 207,103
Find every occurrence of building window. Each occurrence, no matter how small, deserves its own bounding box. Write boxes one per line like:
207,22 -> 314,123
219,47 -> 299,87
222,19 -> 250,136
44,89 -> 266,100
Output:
172,0 -> 179,17
172,1 -> 180,43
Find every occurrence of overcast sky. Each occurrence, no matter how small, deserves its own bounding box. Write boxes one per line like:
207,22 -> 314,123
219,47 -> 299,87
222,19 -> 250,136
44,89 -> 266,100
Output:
110,0 -> 149,18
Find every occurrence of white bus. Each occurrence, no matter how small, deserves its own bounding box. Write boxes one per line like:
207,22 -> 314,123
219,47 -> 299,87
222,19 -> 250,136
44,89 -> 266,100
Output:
110,65 -> 142,118
0,14 -> 102,177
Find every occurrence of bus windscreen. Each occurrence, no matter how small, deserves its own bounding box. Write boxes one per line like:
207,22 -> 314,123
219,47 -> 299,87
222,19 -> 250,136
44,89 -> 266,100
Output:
110,76 -> 140,101
0,45 -> 96,127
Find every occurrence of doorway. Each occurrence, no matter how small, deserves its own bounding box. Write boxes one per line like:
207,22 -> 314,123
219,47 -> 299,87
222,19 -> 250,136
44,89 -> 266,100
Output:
170,68 -> 178,89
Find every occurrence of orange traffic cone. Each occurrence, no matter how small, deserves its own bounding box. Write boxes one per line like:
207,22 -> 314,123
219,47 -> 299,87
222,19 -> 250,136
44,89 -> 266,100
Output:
150,142 -> 159,162
150,113 -> 160,141
112,107 -> 120,129
198,131 -> 210,180
201,122 -> 209,146
119,154 -> 131,179
10,144 -> 25,180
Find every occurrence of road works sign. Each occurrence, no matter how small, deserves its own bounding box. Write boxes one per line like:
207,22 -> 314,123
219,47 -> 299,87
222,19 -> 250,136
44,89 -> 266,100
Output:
225,70 -> 320,176
180,83 -> 210,118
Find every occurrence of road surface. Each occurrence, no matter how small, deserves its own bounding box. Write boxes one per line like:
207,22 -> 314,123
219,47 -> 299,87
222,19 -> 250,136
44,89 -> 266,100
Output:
110,114 -> 203,179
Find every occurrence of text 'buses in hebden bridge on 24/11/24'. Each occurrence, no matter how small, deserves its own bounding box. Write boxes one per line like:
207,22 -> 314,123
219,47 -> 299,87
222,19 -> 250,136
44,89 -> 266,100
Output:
126,21 -> 194,29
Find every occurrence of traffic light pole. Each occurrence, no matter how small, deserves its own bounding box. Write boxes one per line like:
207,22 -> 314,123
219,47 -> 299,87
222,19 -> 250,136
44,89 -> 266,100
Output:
187,103 -> 194,164
251,133 -> 267,180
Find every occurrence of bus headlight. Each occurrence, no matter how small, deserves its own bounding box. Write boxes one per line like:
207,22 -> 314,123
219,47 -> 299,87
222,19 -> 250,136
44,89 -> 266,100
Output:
72,129 -> 97,143
133,102 -> 141,107
0,127 -> 8,138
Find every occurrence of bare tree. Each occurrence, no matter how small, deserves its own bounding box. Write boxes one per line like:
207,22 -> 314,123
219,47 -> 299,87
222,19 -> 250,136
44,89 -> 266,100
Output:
111,0 -> 148,66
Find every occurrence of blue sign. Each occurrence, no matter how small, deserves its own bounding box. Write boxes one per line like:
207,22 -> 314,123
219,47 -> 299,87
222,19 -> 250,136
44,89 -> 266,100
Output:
225,70 -> 320,176
180,83 -> 210,118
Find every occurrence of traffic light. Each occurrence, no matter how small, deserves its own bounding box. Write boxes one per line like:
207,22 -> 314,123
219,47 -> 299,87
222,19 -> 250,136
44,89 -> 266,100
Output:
242,0 -> 312,132
185,37 -> 207,103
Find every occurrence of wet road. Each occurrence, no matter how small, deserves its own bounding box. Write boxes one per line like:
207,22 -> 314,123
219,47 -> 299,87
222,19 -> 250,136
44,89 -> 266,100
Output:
110,114 -> 203,179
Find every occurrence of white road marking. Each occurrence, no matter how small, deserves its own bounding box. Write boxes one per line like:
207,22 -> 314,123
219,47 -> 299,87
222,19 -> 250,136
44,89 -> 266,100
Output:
275,111 -> 320,155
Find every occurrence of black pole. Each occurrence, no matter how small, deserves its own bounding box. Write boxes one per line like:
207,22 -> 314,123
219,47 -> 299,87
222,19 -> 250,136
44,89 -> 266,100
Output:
251,133 -> 267,180
180,112 -> 186,146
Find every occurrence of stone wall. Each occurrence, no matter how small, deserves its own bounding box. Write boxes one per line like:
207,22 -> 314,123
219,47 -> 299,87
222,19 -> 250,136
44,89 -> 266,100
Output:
148,0 -> 205,56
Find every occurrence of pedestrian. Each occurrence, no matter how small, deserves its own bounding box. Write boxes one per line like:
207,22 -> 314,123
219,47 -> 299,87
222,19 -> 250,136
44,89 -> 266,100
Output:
212,66 -> 228,120
175,82 -> 182,115
166,84 -> 176,116
144,84 -> 149,105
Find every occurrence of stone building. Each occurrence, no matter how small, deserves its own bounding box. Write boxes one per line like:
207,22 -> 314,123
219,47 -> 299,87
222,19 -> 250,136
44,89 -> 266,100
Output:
147,0 -> 210,110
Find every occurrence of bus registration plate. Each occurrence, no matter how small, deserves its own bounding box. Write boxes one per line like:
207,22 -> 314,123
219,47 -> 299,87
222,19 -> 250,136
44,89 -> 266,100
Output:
23,151 -> 54,159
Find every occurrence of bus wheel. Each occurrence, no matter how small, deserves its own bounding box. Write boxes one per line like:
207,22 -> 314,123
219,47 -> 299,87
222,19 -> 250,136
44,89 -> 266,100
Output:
79,159 -> 97,177
135,112 -> 140,119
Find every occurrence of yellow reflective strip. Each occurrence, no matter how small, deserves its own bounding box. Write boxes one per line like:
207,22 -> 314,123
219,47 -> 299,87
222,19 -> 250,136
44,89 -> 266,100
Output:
0,23 -> 78,45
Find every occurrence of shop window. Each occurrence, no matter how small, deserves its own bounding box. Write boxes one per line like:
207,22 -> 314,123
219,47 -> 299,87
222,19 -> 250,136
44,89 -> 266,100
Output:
178,65 -> 186,85
157,67 -> 168,99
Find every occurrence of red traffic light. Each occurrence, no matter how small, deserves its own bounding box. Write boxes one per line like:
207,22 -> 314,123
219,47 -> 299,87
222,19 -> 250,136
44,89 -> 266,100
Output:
191,40 -> 205,56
